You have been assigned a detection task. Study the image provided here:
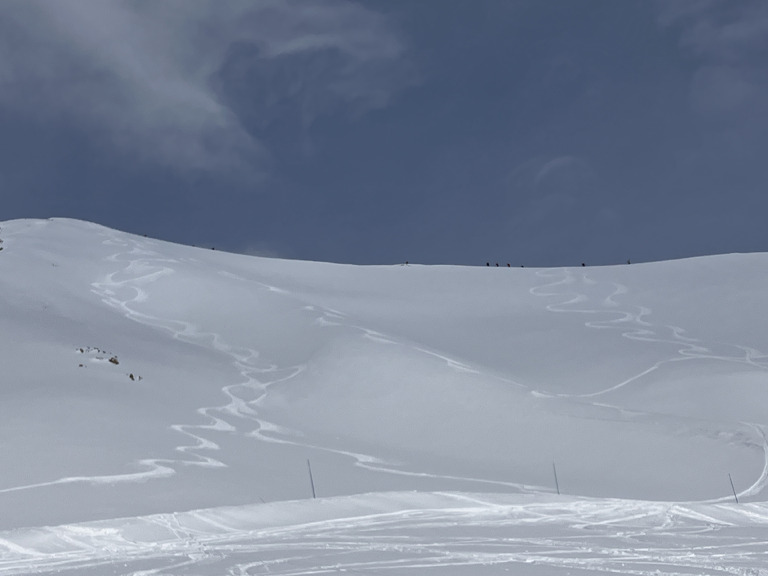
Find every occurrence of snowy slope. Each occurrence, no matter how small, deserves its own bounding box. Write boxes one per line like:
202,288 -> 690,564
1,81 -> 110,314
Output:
1,218 -> 767,575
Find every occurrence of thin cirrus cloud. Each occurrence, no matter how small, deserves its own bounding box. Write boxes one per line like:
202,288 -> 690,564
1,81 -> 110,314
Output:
0,0 -> 409,177
533,156 -> 583,187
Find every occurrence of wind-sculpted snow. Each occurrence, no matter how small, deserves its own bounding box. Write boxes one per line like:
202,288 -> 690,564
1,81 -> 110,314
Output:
2,492 -> 768,575
2,218 -> 768,573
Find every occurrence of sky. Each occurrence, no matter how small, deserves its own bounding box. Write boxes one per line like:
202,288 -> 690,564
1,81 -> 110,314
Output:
1,0 -> 767,266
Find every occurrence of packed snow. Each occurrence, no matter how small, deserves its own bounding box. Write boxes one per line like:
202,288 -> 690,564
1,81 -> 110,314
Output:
1,218 -> 767,575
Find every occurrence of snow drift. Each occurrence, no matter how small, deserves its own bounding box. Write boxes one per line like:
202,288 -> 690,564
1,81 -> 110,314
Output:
1,218 -> 767,575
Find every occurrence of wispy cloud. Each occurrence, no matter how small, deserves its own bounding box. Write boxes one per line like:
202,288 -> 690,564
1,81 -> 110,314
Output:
657,1 -> 768,116
507,154 -> 607,223
533,156 -> 582,187
0,0 -> 410,177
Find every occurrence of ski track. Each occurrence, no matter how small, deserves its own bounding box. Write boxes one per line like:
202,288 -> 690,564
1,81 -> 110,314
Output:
2,230 -> 550,496
529,268 -> 768,399
2,495 -> 768,575
89,233 -> 403,486
530,268 -> 768,503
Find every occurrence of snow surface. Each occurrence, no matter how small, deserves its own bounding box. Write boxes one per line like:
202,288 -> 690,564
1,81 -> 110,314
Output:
1,217 -> 767,574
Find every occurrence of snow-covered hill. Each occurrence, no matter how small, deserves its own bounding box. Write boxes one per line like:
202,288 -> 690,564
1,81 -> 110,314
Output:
1,218 -> 767,575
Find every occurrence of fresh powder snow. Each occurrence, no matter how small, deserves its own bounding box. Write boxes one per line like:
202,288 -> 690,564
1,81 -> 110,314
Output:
1,218 -> 767,574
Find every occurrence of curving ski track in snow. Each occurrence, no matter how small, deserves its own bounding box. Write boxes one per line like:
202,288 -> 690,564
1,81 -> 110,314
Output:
530,268 -> 768,502
1,229 -> 538,495
530,268 -> 768,399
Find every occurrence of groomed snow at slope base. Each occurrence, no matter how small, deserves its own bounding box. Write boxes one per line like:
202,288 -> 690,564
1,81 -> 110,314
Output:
1,218 -> 767,575
4,491 -> 768,575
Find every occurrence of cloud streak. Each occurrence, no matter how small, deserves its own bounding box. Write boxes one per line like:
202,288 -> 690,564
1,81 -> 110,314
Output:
0,0 -> 409,177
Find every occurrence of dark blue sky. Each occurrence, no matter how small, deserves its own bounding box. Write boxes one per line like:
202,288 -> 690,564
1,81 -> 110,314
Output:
2,0 -> 767,266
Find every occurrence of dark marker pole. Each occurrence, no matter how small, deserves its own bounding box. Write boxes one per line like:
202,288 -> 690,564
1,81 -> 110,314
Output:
307,459 -> 317,499
553,461 -> 560,495
729,473 -> 739,504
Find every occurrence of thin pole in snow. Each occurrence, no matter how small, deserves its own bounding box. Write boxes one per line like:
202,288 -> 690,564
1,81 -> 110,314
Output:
553,461 -> 560,495
307,459 -> 316,499
729,473 -> 739,504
